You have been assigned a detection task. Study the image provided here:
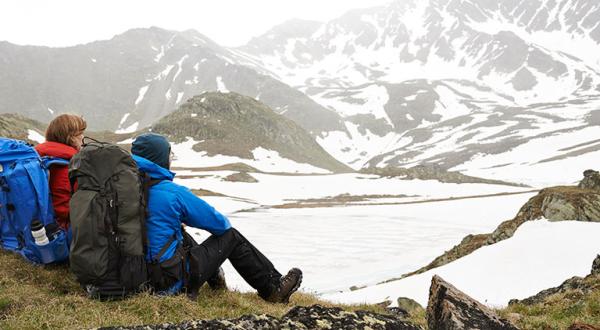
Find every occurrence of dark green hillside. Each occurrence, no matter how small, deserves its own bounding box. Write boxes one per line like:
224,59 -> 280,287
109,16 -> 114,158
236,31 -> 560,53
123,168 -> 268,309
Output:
152,92 -> 351,173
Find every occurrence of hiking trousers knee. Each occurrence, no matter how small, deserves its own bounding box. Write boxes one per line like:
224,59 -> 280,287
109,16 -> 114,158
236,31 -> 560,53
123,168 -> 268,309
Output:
186,228 -> 282,298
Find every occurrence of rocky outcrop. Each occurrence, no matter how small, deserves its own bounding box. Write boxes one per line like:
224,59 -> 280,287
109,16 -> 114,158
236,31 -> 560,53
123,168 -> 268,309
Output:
508,275 -> 591,306
509,255 -> 600,306
360,165 -> 526,187
427,275 -> 519,330
578,170 -> 600,191
98,305 -> 422,330
224,172 -> 259,183
536,186 -> 600,221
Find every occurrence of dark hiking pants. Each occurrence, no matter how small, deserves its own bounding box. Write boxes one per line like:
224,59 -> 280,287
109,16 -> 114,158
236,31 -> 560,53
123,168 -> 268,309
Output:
184,227 -> 282,299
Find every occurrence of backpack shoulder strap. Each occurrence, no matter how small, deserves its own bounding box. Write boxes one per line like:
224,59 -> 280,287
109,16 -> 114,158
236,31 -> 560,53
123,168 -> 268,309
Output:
141,173 -> 163,257
41,157 -> 70,169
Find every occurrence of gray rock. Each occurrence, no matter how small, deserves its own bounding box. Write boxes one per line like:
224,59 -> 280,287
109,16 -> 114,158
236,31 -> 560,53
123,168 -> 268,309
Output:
224,172 -> 258,183
97,314 -> 280,330
508,275 -> 587,306
427,275 -> 519,330
592,255 -> 600,275
540,188 -> 600,221
96,304 -> 422,330
578,170 -> 600,191
283,305 -> 422,330
396,297 -> 424,316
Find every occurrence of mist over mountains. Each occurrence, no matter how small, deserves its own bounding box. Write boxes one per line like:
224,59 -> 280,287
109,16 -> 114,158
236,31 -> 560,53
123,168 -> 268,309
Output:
1,0 -> 599,182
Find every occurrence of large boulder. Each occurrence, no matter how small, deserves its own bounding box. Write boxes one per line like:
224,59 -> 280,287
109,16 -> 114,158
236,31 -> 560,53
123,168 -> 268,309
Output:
427,275 -> 519,330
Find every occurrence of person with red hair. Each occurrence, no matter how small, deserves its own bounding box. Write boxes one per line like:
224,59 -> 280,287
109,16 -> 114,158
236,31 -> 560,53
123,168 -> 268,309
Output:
35,114 -> 87,230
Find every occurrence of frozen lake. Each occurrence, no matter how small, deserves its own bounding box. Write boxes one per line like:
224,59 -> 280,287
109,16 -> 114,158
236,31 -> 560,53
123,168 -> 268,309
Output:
188,192 -> 536,296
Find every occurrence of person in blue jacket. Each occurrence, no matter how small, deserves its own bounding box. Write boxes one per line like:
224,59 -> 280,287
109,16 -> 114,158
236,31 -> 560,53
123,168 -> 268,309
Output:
131,133 -> 302,303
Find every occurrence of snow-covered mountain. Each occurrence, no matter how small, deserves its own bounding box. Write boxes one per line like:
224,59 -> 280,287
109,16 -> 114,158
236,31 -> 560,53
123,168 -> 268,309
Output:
239,0 -> 600,181
0,27 -> 344,134
1,0 -> 599,182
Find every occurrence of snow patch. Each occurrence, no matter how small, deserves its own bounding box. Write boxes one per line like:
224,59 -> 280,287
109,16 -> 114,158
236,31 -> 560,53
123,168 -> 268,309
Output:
118,113 -> 130,126
27,130 -> 45,143
116,122 -> 139,134
135,86 -> 149,106
170,138 -> 329,174
154,46 -> 165,62
216,76 -> 229,92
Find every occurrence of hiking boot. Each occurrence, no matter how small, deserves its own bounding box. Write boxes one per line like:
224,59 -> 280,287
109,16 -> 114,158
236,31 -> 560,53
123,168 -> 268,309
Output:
207,267 -> 227,290
264,268 -> 302,303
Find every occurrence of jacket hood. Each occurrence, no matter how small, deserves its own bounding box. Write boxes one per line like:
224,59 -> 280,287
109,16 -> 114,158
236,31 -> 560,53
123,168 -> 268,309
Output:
35,141 -> 78,159
131,133 -> 171,170
133,155 -> 175,181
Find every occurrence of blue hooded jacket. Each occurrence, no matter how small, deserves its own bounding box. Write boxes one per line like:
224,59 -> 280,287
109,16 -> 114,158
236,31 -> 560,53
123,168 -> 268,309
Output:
132,154 -> 231,293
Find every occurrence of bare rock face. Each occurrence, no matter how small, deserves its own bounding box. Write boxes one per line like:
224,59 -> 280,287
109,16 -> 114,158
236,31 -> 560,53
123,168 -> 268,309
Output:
578,170 -> 600,191
427,275 -> 519,330
539,187 -> 600,221
97,304 -> 422,330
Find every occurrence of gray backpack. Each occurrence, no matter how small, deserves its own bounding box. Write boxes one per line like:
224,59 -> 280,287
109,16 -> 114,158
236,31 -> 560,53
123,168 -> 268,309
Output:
68,140 -> 148,299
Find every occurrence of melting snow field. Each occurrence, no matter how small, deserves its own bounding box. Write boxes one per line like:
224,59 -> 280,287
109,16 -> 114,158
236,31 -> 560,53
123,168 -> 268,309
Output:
324,220 -> 600,308
181,171 -> 537,301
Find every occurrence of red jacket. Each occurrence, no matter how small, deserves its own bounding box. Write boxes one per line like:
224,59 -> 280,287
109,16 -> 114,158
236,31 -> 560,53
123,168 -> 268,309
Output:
35,142 -> 78,230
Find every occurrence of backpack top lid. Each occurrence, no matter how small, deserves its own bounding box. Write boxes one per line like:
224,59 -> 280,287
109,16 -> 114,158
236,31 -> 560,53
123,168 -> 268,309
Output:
0,138 -> 39,164
69,141 -> 138,190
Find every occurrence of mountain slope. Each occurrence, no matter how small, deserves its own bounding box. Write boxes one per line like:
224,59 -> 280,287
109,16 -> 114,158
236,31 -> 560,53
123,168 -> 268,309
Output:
0,27 -> 344,135
238,0 -> 600,181
151,92 -> 351,173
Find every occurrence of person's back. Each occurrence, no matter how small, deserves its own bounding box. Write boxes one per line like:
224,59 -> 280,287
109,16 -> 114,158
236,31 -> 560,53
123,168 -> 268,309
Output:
131,133 -> 302,302
34,114 -> 86,230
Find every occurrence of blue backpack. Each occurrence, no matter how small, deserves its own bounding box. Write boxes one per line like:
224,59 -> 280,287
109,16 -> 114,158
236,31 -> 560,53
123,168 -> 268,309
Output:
0,138 -> 70,264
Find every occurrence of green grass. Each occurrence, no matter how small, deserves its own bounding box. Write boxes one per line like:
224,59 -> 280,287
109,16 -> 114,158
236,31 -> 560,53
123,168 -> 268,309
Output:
497,277 -> 600,329
0,250 -> 421,329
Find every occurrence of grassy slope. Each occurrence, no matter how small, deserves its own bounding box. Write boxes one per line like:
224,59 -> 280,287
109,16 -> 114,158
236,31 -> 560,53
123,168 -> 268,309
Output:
0,250 -> 423,329
498,275 -> 600,329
